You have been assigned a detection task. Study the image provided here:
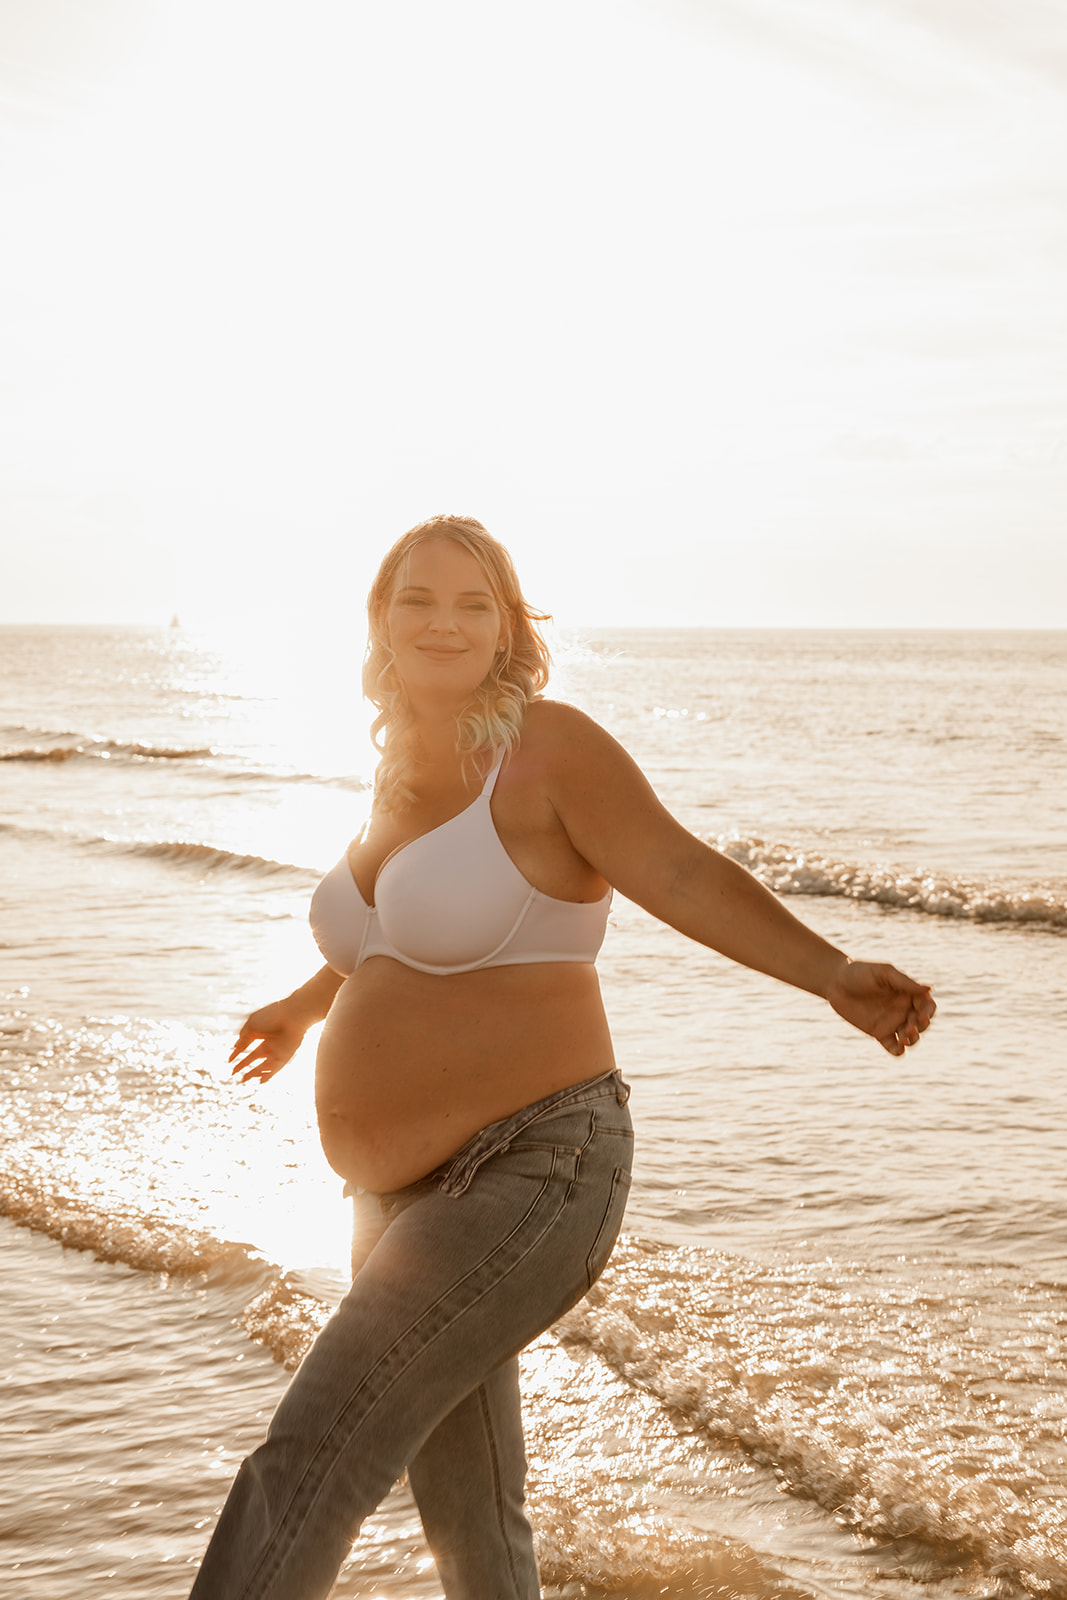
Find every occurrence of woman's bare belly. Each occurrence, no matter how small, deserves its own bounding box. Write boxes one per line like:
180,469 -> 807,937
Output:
315,957 -> 616,1193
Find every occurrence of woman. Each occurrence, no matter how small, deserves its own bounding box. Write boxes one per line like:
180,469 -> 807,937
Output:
191,514 -> 934,1599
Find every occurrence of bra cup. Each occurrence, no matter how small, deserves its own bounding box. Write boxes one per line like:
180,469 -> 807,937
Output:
309,858 -> 366,976
374,798 -> 533,970
309,754 -> 612,977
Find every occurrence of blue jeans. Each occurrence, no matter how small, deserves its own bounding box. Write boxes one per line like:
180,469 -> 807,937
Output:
189,1069 -> 633,1599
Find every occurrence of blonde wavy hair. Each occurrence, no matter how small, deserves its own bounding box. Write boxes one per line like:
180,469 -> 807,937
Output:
363,515 -> 552,810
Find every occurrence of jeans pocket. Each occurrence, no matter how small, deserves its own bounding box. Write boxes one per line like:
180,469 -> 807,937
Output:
585,1165 -> 632,1290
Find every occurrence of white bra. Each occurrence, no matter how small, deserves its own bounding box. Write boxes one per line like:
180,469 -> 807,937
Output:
309,749 -> 612,976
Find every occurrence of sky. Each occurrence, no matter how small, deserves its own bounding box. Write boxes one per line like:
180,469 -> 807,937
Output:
1,0 -> 1064,628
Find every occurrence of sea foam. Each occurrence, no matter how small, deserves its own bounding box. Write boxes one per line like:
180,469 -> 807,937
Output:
717,833 -> 1067,929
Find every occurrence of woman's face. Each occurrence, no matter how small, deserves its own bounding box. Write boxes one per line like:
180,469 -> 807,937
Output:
384,538 -> 506,701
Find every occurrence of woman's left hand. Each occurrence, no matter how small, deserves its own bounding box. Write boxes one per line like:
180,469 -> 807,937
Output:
825,960 -> 936,1056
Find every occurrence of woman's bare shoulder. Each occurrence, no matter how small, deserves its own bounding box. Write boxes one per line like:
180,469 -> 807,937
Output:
518,699 -> 640,788
505,701 -> 616,799
521,697 -> 605,746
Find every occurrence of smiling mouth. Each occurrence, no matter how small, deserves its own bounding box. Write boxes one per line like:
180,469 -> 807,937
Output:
418,646 -> 467,658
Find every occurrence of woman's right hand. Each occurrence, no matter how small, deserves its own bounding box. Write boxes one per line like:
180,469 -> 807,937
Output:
229,999 -> 309,1085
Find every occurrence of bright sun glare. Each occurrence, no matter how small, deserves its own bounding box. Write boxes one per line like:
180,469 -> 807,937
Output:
2,0 -> 1065,626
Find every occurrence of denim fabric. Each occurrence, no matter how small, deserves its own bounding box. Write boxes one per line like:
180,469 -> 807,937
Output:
189,1069 -> 633,1600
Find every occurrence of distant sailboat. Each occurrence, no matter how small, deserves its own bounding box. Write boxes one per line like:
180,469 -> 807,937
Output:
169,614 -> 181,629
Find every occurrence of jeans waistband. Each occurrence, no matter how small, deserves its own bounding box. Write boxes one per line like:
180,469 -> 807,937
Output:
350,1068 -> 629,1204
433,1068 -> 630,1199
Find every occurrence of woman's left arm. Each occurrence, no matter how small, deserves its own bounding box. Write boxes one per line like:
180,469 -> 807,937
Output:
544,705 -> 935,1056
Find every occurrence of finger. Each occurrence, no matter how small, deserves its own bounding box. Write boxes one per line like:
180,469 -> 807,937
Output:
230,1044 -> 271,1075
228,1029 -> 260,1063
239,1061 -> 281,1085
908,994 -> 935,1034
888,978 -> 935,1035
235,1054 -> 275,1081
230,1043 -> 263,1070
900,1009 -> 931,1048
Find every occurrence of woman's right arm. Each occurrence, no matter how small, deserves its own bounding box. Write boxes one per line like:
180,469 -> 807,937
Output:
538,703 -> 934,1056
229,964 -> 346,1084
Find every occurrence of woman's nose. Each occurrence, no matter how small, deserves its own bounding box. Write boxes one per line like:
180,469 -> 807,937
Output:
427,608 -> 458,634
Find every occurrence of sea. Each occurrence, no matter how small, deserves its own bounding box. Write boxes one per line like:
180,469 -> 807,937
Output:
2,622 -> 1065,1600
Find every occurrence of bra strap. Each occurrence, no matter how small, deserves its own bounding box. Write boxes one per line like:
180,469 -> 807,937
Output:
480,746 -> 507,796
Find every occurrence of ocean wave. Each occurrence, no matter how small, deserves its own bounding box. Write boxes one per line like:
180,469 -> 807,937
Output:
0,821 -> 320,884
0,1186 -> 844,1592
717,833 -> 1067,930
0,743 -> 82,763
219,767 -> 370,793
4,1163 -> 1062,1594
0,1182 -> 768,1589
560,1236 -> 1067,1599
242,1277 -> 332,1367
0,735 -> 218,764
0,1169 -> 266,1280
0,1168 -> 325,1366
103,836 -> 320,883
0,730 -> 370,790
